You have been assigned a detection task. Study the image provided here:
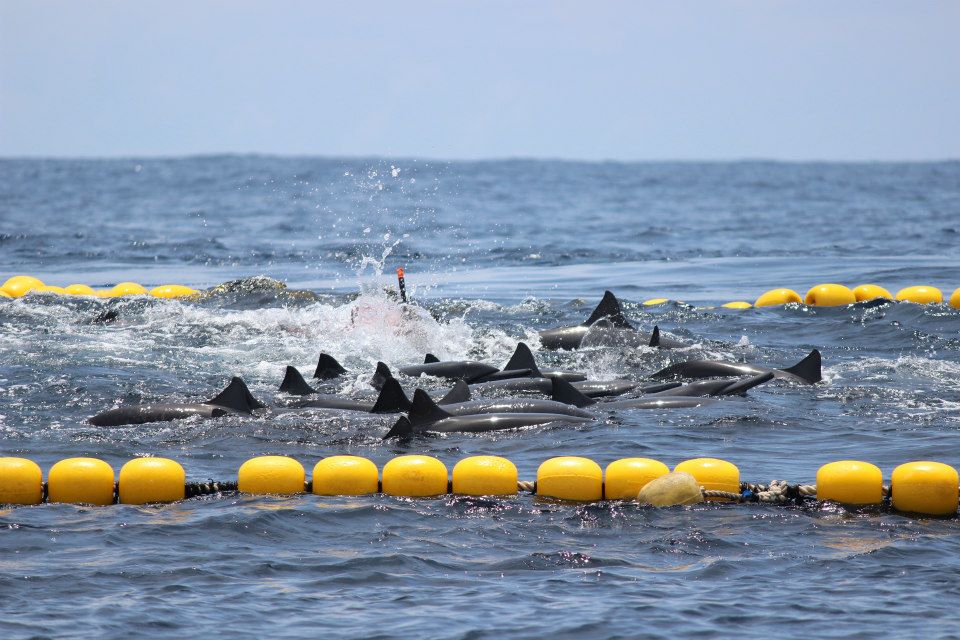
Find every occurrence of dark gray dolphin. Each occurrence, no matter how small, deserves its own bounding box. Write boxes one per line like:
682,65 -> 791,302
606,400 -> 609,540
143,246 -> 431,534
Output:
646,372 -> 775,397
314,353 -> 347,380
282,375 -> 412,413
538,291 -> 683,350
500,342 -> 586,382
89,377 -> 265,427
398,359 -> 500,383
550,377 -> 719,409
382,391 -> 593,438
471,376 -> 639,398
649,349 -> 822,385
408,385 -> 593,420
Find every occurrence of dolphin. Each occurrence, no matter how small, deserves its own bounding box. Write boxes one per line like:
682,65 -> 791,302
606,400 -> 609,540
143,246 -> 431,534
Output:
538,291 -> 684,350
649,349 -> 822,385
646,372 -> 775,397
382,391 -> 594,438
89,377 -> 265,427
550,377 -> 720,409
313,353 -> 347,380
281,375 -> 412,413
408,385 -> 594,420
470,376 -> 641,398
500,342 -> 586,382
398,359 -> 501,383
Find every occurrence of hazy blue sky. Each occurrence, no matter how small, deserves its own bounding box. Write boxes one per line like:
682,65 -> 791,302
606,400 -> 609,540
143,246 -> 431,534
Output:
1,1 -> 958,160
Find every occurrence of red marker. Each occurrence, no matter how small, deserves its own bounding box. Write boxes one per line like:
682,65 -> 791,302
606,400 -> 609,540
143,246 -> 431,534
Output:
396,267 -> 407,303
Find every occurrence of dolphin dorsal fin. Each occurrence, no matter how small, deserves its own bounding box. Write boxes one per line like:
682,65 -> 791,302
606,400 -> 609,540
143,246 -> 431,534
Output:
424,353 -> 440,364
314,353 -> 347,380
279,366 -> 317,395
583,290 -> 633,329
370,377 -> 412,414
437,380 -> 471,405
370,361 -> 393,390
782,349 -> 822,384
649,326 -> 660,347
550,377 -> 596,408
718,372 -> 774,396
207,377 -> 258,413
408,389 -> 453,427
503,342 -> 542,377
383,415 -> 413,440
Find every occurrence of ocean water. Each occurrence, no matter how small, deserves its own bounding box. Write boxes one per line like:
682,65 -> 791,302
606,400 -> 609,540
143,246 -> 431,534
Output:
2,157 -> 960,638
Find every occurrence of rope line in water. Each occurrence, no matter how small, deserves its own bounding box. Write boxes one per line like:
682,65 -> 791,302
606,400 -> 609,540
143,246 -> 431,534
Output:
3,275 -> 960,309
2,455 -> 956,517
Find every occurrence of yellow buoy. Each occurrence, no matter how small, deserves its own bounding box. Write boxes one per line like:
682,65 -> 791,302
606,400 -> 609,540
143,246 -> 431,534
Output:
0,457 -> 44,505
951,288 -> 960,310
643,298 -> 669,306
895,285 -> 942,305
151,284 -> 199,299
604,458 -> 670,500
722,301 -> 752,309
637,472 -> 704,506
0,290 -> 11,299
2,275 -> 45,298
804,284 -> 856,307
312,456 -> 379,496
452,456 -> 518,496
852,284 -> 893,302
109,282 -> 149,297
816,460 -> 883,505
382,455 -> 448,497
238,456 -> 305,495
32,285 -> 68,295
118,457 -> 186,504
48,457 -> 115,505
673,458 -> 740,500
754,288 -> 802,307
64,284 -> 97,296
890,461 -> 959,516
536,456 -> 602,501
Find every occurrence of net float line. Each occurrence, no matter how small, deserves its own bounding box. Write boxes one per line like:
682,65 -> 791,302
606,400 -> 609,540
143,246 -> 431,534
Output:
1,456 -> 957,517
3,275 -> 960,308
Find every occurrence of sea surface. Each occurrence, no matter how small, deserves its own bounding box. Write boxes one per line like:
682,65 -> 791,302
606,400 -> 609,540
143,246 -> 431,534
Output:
2,157 -> 960,638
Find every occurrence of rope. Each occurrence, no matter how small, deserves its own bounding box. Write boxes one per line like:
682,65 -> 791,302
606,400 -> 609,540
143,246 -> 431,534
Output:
184,481 -> 239,498
517,480 -> 536,493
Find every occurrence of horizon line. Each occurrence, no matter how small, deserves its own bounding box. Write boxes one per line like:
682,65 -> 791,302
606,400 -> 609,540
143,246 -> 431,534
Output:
1,152 -> 958,165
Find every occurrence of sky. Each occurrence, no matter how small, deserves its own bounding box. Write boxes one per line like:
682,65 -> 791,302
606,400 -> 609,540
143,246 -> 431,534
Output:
1,1 -> 958,161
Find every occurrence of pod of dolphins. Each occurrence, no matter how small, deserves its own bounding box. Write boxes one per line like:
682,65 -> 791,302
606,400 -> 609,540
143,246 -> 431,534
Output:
88,291 -> 822,438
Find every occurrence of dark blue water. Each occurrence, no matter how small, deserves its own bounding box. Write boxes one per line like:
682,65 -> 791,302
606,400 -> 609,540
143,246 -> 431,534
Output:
2,157 -> 960,638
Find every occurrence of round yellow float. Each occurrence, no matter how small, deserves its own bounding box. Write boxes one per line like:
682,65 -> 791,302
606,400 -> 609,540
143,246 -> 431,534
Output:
604,458 -> 670,499
895,286 -> 942,305
754,288 -> 802,307
151,284 -> 199,299
118,457 -> 186,504
108,282 -> 149,297
381,455 -> 448,497
816,460 -> 882,505
2,275 -> 45,298
673,458 -> 740,500
853,284 -> 893,302
238,456 -> 305,495
722,301 -> 752,309
536,456 -> 602,501
0,457 -> 44,505
65,284 -> 97,296
452,456 -> 518,496
47,457 -> 115,505
890,461 -> 958,516
804,284 -> 856,307
312,456 -> 379,496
